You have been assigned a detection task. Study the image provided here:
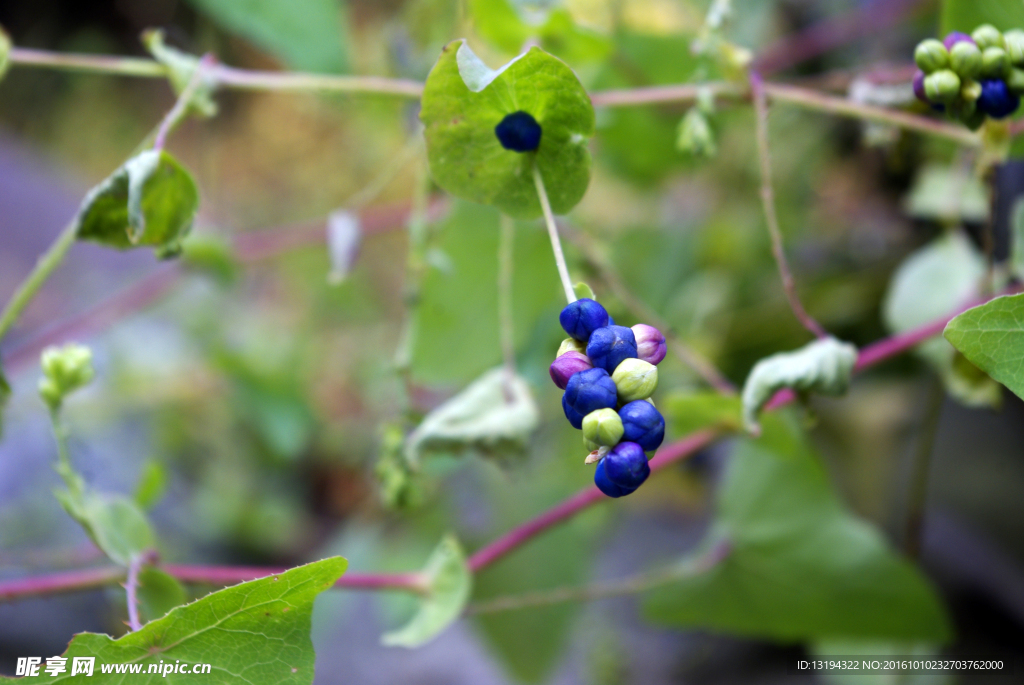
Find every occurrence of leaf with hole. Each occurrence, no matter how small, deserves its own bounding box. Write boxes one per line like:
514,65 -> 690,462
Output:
20,557 -> 346,684
644,414 -> 952,642
420,40 -> 595,219
944,292 -> 1024,400
381,535 -> 470,648
75,150 -> 200,259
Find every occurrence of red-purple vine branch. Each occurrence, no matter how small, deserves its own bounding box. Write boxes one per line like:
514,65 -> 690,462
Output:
0,288 -> 1007,603
749,71 -> 829,340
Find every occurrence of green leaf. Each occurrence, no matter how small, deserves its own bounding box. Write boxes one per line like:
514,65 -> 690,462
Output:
134,460 -> 168,511
467,0 -> 612,65
420,40 -> 595,219
183,0 -> 348,73
944,292 -> 1024,400
573,282 -> 596,301
405,367 -> 540,467
136,567 -> 187,624
740,337 -> 858,434
903,164 -> 989,224
662,391 -> 742,436
20,557 -> 346,684
940,0 -> 1024,36
382,535 -> 470,648
0,25 -> 10,82
882,232 -> 998,406
55,489 -> 155,567
180,233 -> 238,284
411,201 -> 561,385
141,30 -> 218,117
0,362 -> 10,439
75,149 -> 199,259
644,415 -> 952,643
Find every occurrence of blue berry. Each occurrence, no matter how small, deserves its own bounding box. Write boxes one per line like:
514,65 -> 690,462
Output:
560,299 -> 610,341
977,79 -> 1020,118
619,400 -> 665,452
594,442 -> 650,497
495,111 -> 542,152
586,325 -> 637,373
594,458 -> 635,497
563,367 -> 617,429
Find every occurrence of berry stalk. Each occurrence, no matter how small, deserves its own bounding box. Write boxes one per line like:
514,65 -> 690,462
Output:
532,163 -> 577,304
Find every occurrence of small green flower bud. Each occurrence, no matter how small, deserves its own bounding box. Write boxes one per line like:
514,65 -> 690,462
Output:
611,358 -> 658,403
556,337 -> 587,357
39,343 -> 94,412
584,437 -> 600,452
676,108 -> 716,158
961,78 -> 982,101
1005,30 -> 1024,66
582,408 -> 624,447
924,69 -> 961,103
1008,68 -> 1024,94
0,25 -> 9,82
914,38 -> 949,73
950,41 -> 983,79
981,46 -> 1009,77
972,24 -> 1004,50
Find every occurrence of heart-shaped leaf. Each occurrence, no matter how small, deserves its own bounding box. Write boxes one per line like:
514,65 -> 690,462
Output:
420,40 -> 595,219
944,292 -> 1024,400
644,414 -> 952,643
75,149 -> 200,259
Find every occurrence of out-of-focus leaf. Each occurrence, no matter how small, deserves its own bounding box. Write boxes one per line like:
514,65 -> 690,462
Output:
412,201 -> 561,385
740,337 -> 858,434
382,535 -> 470,648
882,232 -> 998,406
903,164 -> 989,224
183,0 -> 348,73
662,391 -> 742,436
75,149 -> 199,259
134,460 -> 168,511
137,566 -> 187,624
0,363 -> 9,439
181,233 -> 238,284
468,0 -> 612,64
573,282 -> 596,301
644,414 -> 952,643
55,489 -> 155,567
1011,196 -> 1024,280
405,367 -> 539,467
944,292 -> 1024,400
940,0 -> 1024,36
28,558 -> 346,684
420,40 -> 595,219
0,25 -> 10,82
811,641 -> 950,685
326,209 -> 361,284
141,30 -> 218,117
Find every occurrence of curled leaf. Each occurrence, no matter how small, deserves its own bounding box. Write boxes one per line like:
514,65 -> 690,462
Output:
76,149 -> 199,258
741,337 -> 858,434
420,40 -> 595,219
405,367 -> 539,467
142,29 -> 218,117
382,535 -> 470,648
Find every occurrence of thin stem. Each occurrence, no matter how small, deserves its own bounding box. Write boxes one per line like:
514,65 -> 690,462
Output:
160,565 -> 427,595
125,556 -> 145,631
153,54 -> 215,151
345,136 -> 424,210
7,48 -> 423,98
393,150 -> 433,390
749,72 -> 829,339
467,538 -> 731,615
904,379 -> 944,559
498,214 -> 517,379
532,163 -> 576,304
562,226 -> 737,395
590,81 -> 745,108
0,566 -> 126,601
0,222 -> 77,343
467,429 -> 719,573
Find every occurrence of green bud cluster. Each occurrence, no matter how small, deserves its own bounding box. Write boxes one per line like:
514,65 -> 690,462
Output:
913,24 -> 1024,129
38,344 -> 95,412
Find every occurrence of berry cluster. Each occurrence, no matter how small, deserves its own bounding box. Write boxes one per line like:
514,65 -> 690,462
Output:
913,25 -> 1024,129
550,298 -> 667,498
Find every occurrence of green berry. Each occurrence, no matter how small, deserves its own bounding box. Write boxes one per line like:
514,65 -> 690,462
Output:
556,337 -> 587,357
960,107 -> 986,131
924,69 -> 961,103
972,24 -> 1004,50
611,358 -> 658,403
914,39 -> 949,73
582,408 -> 624,447
1005,30 -> 1024,65
1008,68 -> 1024,95
981,46 -> 1010,78
950,41 -> 983,79
961,78 -> 982,101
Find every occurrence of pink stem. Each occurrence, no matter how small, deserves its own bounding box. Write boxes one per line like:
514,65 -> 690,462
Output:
467,429 -> 719,573
125,556 -> 144,631
0,566 -> 125,601
161,564 -> 424,592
